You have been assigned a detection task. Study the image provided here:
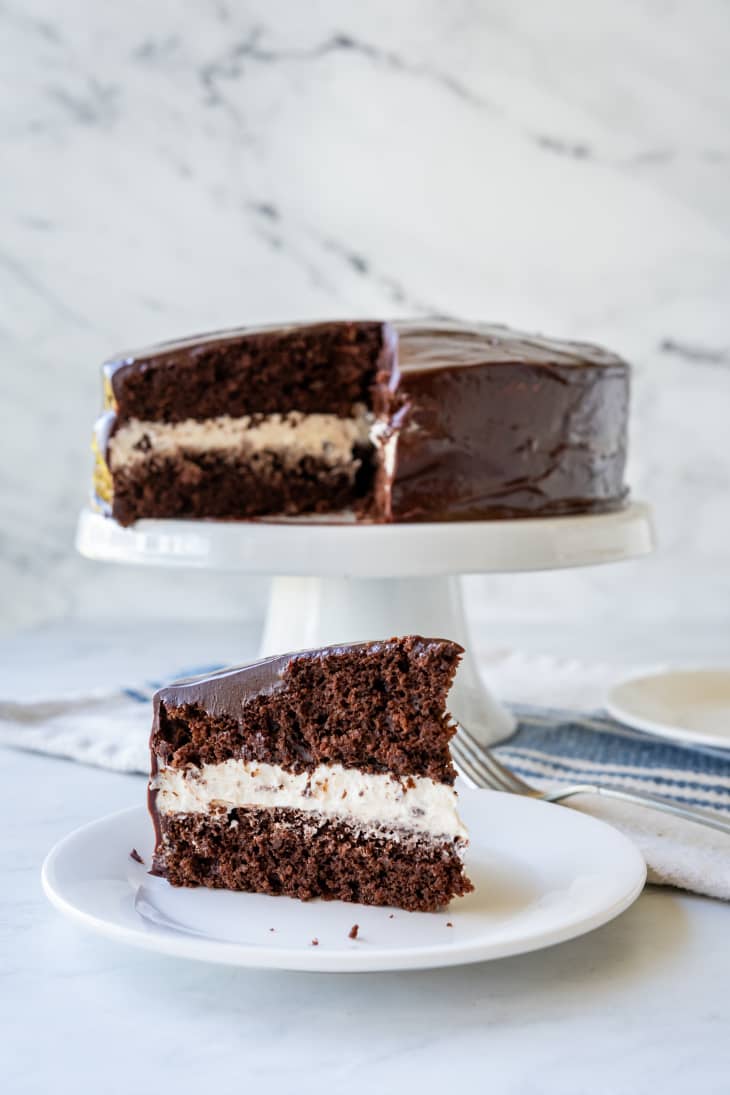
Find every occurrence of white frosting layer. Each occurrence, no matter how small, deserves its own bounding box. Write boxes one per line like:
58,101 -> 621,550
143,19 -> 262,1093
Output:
152,759 -> 467,842
108,410 -> 371,471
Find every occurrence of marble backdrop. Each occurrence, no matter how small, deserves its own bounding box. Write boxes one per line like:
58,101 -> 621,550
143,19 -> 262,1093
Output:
2,0 -> 729,639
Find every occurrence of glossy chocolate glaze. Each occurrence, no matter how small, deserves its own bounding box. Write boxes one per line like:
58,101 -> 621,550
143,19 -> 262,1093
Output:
395,319 -> 624,371
154,650 -> 293,722
151,636 -> 458,724
377,320 -> 629,522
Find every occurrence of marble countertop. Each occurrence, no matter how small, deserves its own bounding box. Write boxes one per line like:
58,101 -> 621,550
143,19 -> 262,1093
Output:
3,620 -> 730,1094
3,0 -> 730,638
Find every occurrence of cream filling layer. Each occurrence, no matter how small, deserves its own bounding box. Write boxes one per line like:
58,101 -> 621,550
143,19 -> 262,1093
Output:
152,759 -> 467,842
108,410 -> 372,471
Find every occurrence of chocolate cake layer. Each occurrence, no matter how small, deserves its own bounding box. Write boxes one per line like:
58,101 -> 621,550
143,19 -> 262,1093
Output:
107,321 -> 393,421
110,447 -> 371,526
153,808 -> 472,912
151,636 -> 463,783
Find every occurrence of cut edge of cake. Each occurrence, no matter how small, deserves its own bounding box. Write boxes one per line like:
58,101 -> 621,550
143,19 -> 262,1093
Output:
148,636 -> 474,913
94,320 -> 397,526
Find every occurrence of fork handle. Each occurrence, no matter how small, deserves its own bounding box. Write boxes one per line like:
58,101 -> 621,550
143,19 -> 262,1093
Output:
540,783 -> 730,836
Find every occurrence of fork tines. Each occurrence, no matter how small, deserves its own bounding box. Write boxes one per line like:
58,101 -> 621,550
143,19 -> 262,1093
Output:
452,724 -> 528,794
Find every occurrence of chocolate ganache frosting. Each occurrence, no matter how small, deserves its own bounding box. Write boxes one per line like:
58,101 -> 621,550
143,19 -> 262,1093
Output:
376,319 -> 629,521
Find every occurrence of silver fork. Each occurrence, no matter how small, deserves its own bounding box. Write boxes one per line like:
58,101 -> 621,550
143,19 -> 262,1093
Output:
452,722 -> 730,835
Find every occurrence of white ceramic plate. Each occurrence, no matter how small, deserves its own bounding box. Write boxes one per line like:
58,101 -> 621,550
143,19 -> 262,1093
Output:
607,668 -> 730,750
42,790 -> 645,972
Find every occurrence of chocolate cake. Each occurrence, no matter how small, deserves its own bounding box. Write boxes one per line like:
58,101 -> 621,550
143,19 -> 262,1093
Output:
148,636 -> 473,912
92,319 -> 629,525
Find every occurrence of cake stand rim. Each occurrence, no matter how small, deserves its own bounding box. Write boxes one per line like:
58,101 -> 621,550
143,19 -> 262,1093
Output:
75,501 -> 654,577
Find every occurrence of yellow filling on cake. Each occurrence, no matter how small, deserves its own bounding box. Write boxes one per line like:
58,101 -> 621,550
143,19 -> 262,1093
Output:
91,432 -> 113,505
103,373 -> 116,411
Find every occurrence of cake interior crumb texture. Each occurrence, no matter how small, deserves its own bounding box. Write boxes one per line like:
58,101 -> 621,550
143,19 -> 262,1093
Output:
101,321 -> 388,525
149,636 -> 474,912
94,318 -> 630,525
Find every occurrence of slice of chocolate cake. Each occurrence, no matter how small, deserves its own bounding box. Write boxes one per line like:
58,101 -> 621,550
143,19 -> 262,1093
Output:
149,636 -> 473,912
93,318 -> 629,526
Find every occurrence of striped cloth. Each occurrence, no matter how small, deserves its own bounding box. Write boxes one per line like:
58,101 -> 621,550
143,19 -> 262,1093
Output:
498,704 -> 730,816
490,703 -> 730,900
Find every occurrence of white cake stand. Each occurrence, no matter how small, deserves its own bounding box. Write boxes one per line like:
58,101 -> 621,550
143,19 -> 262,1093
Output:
76,503 -> 653,742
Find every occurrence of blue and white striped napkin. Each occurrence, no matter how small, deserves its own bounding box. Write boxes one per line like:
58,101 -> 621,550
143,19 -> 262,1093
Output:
2,657 -> 729,900
500,704 -> 730,816
494,704 -> 730,900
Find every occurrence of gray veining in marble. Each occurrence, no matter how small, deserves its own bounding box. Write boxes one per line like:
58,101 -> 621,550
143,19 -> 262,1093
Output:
2,0 -> 729,636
